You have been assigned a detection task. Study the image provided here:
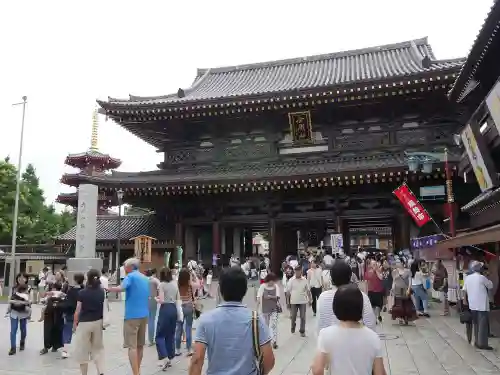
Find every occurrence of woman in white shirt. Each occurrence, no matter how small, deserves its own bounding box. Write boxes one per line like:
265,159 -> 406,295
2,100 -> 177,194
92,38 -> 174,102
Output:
410,262 -> 430,317
311,285 -> 386,375
307,260 -> 323,316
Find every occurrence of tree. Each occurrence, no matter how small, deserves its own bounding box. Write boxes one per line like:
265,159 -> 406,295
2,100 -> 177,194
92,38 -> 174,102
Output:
0,159 -> 75,245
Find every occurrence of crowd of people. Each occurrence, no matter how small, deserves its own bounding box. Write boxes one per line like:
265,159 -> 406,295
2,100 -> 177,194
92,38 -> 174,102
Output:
4,249 -> 497,375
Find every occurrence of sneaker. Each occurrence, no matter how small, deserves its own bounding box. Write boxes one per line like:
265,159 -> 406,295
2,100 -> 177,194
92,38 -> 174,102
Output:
158,358 -> 168,367
61,350 -> 69,359
8,348 -> 16,356
19,341 -> 25,351
300,332 -> 306,337
187,350 -> 193,357
162,360 -> 172,371
40,348 -> 48,355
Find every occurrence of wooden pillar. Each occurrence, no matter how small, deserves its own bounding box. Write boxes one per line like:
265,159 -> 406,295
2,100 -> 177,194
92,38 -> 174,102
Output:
400,214 -> 410,250
212,220 -> 221,255
244,229 -> 253,257
392,217 -> 401,252
174,221 -> 184,267
225,227 -> 234,257
111,246 -> 117,271
339,218 -> 350,254
233,227 -> 242,258
269,217 -> 279,274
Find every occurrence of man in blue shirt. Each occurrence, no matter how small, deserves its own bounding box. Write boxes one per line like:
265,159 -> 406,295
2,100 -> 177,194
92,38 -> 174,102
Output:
108,257 -> 149,375
188,267 -> 275,375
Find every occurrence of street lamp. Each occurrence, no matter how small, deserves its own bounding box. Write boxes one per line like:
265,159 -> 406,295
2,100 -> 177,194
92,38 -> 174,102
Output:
116,189 -> 124,283
7,97 -> 27,291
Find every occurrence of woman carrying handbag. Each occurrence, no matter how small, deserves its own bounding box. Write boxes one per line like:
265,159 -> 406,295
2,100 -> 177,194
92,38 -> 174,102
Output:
256,273 -> 281,349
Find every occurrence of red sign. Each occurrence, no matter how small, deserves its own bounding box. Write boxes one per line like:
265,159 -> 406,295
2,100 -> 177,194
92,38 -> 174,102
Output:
393,184 -> 431,227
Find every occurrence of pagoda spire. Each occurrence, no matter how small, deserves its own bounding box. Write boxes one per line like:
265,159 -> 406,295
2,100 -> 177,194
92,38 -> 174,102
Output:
57,105 -> 121,213
90,107 -> 99,151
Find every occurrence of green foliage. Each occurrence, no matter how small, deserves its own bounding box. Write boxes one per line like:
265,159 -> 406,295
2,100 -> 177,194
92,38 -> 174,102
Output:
0,159 -> 75,245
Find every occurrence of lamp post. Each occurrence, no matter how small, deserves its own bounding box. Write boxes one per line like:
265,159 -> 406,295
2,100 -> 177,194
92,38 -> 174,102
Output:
444,148 -> 456,238
116,189 -> 124,282
7,96 -> 28,290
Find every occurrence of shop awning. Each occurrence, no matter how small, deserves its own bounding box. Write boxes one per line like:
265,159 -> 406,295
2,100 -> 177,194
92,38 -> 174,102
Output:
435,223 -> 500,250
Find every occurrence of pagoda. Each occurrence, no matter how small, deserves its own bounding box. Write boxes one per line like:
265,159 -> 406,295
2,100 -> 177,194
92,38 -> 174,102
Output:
57,109 -> 122,213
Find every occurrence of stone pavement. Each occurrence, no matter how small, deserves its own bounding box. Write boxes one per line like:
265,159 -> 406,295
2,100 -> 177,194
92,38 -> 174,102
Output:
1,289 -> 500,374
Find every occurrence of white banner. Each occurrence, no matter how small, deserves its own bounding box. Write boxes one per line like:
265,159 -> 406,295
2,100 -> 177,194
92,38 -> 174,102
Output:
75,184 -> 98,258
486,79 -> 500,135
461,124 -> 495,192
330,234 -> 343,252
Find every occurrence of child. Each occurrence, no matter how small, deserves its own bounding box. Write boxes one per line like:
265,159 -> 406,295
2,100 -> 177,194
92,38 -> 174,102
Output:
204,270 -> 213,298
38,286 -> 65,322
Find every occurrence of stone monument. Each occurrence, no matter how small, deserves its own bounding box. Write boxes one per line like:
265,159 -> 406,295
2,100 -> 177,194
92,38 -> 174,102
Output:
66,183 -> 103,283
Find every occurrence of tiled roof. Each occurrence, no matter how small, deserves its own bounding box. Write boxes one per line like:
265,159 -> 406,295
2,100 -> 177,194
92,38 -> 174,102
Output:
71,151 -> 454,187
461,186 -> 500,212
449,0 -> 500,102
101,38 -> 463,107
56,214 -> 172,242
0,253 -> 69,260
65,150 -> 122,169
56,192 -> 113,203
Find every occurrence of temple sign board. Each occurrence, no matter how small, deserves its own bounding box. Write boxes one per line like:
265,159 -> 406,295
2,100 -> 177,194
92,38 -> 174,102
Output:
131,235 -> 156,263
288,111 -> 313,142
461,124 -> 498,191
486,79 -> 500,135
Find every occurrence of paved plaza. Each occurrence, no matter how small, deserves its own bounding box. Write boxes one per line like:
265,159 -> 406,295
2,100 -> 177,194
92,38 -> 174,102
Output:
1,289 -> 500,375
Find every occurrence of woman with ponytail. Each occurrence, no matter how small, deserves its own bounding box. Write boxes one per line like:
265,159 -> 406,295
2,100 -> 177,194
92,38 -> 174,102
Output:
72,269 -> 105,375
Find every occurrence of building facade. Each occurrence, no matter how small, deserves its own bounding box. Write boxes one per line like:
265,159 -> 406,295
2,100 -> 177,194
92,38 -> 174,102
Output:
59,38 -> 470,273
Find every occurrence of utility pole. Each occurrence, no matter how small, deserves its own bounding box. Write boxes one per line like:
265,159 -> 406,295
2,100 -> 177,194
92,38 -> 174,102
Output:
8,96 -> 28,291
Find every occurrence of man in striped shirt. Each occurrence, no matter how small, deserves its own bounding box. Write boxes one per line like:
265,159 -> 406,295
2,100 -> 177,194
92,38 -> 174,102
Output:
317,261 -> 376,333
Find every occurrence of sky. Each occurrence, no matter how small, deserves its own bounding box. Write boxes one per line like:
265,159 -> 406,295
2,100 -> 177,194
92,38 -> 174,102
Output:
0,0 -> 494,209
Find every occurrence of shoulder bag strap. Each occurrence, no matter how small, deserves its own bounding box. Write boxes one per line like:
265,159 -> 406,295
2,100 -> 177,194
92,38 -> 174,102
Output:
189,284 -> 195,306
251,311 -> 262,365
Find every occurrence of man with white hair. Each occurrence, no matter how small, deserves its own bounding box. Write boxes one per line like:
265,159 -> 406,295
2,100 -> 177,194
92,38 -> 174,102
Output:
108,258 -> 150,375
463,261 -> 494,350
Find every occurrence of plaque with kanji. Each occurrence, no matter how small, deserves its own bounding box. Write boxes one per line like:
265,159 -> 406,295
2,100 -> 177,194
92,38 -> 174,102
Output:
130,235 -> 156,263
288,111 -> 312,142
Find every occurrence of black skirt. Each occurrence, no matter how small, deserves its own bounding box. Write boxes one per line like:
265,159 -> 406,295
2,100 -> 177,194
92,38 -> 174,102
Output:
391,296 -> 418,321
368,291 -> 384,308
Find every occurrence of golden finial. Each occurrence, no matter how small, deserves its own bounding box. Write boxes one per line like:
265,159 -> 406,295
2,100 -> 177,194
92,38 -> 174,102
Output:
90,107 -> 99,151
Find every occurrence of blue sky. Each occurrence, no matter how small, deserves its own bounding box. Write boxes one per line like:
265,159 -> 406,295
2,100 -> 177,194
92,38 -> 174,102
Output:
0,0 -> 494,208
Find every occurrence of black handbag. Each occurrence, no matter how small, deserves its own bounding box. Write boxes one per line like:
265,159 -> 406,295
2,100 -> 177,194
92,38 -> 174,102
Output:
190,286 -> 202,319
458,300 -> 472,324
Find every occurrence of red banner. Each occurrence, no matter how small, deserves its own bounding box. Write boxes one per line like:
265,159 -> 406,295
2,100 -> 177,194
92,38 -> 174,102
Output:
393,184 -> 431,227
